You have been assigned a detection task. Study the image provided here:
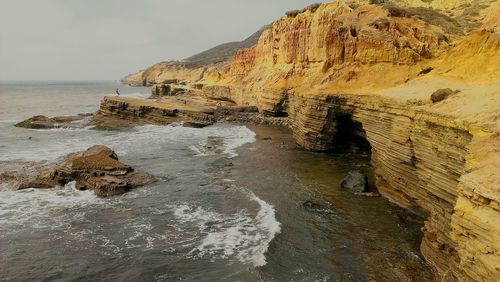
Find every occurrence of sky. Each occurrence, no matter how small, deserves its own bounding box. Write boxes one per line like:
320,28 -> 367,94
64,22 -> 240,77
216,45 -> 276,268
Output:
0,0 -> 330,81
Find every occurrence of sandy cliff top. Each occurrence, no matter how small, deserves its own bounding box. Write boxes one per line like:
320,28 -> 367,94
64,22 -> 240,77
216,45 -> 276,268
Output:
122,0 -> 499,131
201,0 -> 500,131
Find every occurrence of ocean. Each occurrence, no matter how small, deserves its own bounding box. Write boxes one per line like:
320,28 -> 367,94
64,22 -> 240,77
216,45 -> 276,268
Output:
0,81 -> 435,281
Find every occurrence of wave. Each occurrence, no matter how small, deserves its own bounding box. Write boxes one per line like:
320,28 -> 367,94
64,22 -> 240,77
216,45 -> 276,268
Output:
0,182 -> 103,234
177,190 -> 281,267
0,180 -> 280,267
189,123 -> 256,158
0,123 -> 255,161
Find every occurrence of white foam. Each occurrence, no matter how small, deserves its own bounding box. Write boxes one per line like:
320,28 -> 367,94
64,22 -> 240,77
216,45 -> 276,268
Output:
189,123 -> 256,158
0,123 -> 255,161
0,184 -> 102,235
176,191 -> 281,267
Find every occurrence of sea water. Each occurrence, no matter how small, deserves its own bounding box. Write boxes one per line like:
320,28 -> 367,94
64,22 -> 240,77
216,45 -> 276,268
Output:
0,81 -> 436,281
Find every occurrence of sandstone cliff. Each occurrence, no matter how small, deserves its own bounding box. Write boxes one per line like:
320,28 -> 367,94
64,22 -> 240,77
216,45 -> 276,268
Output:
116,0 -> 500,280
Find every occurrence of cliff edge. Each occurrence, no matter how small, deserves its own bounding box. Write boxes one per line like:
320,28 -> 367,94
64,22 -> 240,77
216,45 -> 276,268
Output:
116,1 -> 500,280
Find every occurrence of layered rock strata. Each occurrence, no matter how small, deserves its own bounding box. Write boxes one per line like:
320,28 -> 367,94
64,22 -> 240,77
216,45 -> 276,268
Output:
285,93 -> 485,280
96,96 -> 289,127
115,0 -> 499,280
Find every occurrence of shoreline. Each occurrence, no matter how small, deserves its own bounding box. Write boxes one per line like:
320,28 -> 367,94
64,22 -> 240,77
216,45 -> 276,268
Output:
92,83 -> 499,280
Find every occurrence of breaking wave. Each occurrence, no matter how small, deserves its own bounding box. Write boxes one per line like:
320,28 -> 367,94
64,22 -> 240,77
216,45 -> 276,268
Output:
176,191 -> 281,267
0,123 -> 255,161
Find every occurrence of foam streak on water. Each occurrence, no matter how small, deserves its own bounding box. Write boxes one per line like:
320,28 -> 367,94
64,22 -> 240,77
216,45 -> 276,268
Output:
0,123 -> 256,161
0,117 -> 276,268
177,190 -> 281,267
0,183 -> 102,234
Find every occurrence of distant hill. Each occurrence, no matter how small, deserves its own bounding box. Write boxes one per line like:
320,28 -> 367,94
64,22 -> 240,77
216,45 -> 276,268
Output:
121,25 -> 270,85
181,25 -> 269,67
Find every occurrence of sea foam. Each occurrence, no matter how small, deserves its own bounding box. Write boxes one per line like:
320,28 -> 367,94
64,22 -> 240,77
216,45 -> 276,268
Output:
176,191 -> 281,267
0,122 -> 255,161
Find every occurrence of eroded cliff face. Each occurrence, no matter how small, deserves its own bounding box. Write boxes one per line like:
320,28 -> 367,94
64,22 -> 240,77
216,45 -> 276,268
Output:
115,0 -> 499,280
284,92 -> 499,281
203,2 -> 500,280
202,0 -> 463,105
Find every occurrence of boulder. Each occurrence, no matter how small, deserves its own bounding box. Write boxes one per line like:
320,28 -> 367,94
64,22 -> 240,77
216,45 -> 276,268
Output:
340,171 -> 368,193
430,88 -> 455,103
9,145 -> 159,197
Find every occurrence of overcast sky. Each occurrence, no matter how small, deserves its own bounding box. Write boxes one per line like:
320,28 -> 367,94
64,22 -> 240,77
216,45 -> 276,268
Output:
0,0 -> 329,81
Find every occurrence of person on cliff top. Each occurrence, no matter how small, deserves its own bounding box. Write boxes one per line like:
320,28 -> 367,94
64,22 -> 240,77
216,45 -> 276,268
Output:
115,88 -> 120,96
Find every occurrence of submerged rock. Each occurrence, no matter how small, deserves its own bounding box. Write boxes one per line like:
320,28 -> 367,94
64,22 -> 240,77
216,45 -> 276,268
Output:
1,145 -> 157,197
302,200 -> 322,209
15,114 -> 92,129
340,171 -> 368,193
302,200 -> 335,214
182,120 -> 214,128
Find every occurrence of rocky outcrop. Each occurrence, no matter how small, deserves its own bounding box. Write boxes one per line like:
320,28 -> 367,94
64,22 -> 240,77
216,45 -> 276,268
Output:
0,146 -> 157,197
96,96 -> 288,127
15,114 -> 93,129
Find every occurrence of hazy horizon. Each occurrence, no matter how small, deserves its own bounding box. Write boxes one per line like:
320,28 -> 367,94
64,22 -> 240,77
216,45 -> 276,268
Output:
0,0 -> 329,81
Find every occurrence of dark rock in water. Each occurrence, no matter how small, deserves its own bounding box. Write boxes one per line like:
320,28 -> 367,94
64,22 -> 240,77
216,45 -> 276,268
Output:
16,115 -> 55,129
183,121 -> 214,128
261,136 -> 272,140
302,200 -> 335,214
430,88 -> 455,103
302,200 -> 322,209
3,145 -> 158,197
340,171 -> 368,193
15,114 -> 90,129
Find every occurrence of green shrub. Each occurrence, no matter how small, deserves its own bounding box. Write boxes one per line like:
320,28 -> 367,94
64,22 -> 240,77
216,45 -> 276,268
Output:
301,3 -> 321,13
286,9 -> 300,18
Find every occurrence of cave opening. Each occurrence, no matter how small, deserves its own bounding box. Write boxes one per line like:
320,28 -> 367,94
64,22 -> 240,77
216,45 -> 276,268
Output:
330,113 -> 375,192
332,114 -> 371,154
